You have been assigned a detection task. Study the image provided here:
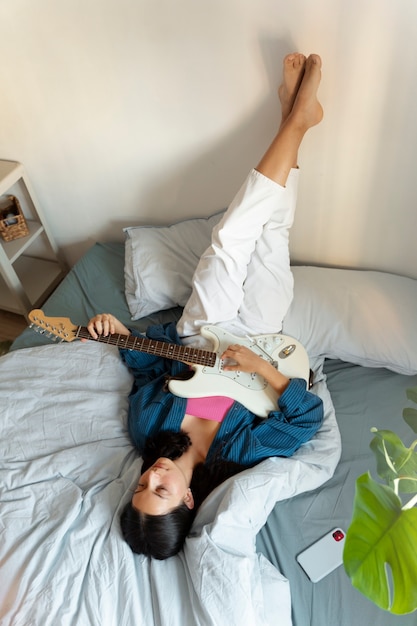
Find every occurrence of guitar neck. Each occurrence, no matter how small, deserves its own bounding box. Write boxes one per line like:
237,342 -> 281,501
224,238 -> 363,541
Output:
76,326 -> 217,367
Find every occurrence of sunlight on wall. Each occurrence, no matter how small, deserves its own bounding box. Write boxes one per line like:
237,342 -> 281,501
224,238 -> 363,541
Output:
290,0 -> 417,277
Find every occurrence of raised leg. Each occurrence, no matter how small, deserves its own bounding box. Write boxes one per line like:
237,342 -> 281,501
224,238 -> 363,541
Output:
177,54 -> 323,343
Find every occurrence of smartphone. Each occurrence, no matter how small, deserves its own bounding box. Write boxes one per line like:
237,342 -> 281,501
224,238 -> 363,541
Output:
296,528 -> 346,583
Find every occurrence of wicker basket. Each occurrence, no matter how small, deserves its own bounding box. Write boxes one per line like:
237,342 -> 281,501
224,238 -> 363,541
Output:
0,195 -> 29,242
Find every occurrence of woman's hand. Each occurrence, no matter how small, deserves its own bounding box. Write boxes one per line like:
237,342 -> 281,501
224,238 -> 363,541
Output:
86,313 -> 130,340
222,344 -> 266,373
221,344 -> 290,395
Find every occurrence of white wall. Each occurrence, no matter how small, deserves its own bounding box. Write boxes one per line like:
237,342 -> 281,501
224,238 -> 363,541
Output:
0,0 -> 416,277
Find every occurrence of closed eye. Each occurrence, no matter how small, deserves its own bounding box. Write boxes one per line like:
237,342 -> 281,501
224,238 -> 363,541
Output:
134,484 -> 169,498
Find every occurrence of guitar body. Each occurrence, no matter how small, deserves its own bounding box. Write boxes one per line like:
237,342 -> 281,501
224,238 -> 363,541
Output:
168,325 -> 310,418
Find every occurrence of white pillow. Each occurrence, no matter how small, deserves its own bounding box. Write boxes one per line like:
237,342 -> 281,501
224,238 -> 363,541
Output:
124,212 -> 223,320
282,266 -> 417,375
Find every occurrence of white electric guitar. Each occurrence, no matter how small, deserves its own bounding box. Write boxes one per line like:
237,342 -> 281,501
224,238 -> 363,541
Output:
29,309 -> 310,418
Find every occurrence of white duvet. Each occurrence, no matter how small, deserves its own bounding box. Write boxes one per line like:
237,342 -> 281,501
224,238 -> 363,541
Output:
0,342 -> 340,626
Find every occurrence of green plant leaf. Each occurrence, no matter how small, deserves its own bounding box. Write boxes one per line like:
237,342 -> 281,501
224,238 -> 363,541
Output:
403,407 -> 417,433
406,386 -> 417,405
344,472 -> 417,614
369,429 -> 417,493
404,386 -> 417,432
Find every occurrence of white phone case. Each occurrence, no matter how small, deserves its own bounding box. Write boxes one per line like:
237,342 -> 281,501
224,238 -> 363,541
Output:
296,528 -> 346,583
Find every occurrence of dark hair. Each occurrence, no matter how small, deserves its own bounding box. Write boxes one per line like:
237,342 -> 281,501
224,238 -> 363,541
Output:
120,430 -> 246,559
120,499 -> 194,560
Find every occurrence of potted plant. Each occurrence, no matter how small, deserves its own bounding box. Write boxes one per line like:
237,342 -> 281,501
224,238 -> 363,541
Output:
343,385 -> 417,614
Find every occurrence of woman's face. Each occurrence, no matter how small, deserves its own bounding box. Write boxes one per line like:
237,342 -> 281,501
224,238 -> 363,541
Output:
131,457 -> 194,515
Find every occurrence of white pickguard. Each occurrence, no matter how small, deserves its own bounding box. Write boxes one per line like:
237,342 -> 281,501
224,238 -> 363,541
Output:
168,325 -> 310,418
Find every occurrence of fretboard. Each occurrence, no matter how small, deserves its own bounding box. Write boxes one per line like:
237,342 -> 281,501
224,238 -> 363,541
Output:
76,327 -> 217,367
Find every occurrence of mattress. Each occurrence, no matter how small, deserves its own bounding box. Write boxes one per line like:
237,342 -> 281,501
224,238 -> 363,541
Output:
5,241 -> 417,625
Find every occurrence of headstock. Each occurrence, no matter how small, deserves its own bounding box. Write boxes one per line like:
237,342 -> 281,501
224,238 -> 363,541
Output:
28,309 -> 79,343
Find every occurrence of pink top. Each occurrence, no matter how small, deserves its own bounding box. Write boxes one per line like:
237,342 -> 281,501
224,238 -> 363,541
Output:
185,395 -> 234,422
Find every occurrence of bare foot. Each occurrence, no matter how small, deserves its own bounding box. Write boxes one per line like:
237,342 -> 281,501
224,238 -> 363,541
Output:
278,53 -> 306,123
288,54 -> 323,131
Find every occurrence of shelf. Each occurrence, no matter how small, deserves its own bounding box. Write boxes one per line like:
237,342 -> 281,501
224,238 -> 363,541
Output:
0,256 -> 64,314
0,161 -> 24,196
1,221 -> 44,263
0,159 -> 67,317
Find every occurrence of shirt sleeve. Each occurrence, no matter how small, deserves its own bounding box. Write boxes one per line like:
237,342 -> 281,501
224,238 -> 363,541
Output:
222,379 -> 324,466
119,322 -> 182,388
251,378 -> 324,457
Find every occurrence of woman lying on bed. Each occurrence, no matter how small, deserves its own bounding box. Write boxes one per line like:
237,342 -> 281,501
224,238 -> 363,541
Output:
87,53 -> 324,559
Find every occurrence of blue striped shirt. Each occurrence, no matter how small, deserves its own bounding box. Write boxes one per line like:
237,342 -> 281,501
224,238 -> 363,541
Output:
120,322 -> 323,467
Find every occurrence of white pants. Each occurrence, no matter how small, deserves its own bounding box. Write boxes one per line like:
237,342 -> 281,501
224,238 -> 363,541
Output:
177,168 -> 299,344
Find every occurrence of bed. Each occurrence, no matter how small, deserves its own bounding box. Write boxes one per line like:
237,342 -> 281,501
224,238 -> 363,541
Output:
1,215 -> 417,626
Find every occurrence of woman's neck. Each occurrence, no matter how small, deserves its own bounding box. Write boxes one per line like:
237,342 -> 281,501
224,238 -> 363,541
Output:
181,414 -> 221,464
174,445 -> 204,485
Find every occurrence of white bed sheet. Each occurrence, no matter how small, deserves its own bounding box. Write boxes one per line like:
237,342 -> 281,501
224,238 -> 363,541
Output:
0,342 -> 340,626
